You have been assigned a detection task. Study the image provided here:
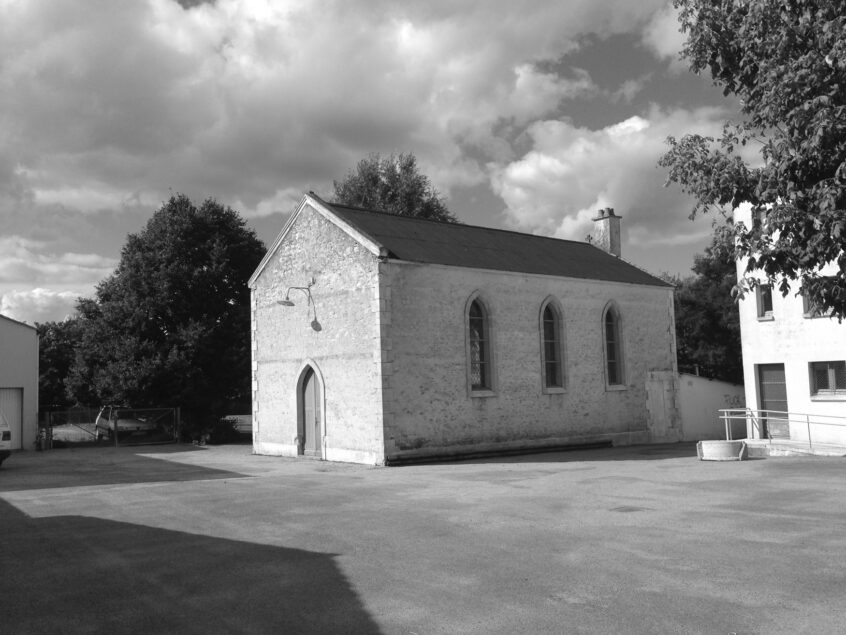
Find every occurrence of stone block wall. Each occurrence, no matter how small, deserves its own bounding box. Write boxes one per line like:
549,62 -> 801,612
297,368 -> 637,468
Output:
382,261 -> 676,460
251,204 -> 385,464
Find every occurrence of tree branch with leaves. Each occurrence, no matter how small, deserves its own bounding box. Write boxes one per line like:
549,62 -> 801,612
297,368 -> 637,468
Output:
660,0 -> 846,318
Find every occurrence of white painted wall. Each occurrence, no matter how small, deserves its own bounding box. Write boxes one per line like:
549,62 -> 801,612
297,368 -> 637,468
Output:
0,315 -> 38,450
735,207 -> 846,444
677,373 -> 745,441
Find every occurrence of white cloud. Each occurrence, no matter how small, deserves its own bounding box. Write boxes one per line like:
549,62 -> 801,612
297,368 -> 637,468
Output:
0,0 -> 668,215
0,236 -> 116,285
490,105 -> 730,249
1,0 -> 717,309
642,3 -> 687,72
0,288 -> 80,324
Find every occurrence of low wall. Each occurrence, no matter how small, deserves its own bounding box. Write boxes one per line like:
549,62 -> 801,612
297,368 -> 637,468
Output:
678,373 -> 745,441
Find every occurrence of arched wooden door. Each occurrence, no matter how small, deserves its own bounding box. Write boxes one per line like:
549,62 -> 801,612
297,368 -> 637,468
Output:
300,367 -> 322,457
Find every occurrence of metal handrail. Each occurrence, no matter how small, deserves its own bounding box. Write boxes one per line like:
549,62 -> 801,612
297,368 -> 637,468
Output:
718,408 -> 846,452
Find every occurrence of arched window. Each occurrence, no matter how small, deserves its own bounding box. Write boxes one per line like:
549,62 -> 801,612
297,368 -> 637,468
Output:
603,305 -> 624,386
540,301 -> 564,389
468,298 -> 491,391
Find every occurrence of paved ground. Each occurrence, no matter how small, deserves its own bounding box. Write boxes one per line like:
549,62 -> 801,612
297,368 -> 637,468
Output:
1,443 -> 845,634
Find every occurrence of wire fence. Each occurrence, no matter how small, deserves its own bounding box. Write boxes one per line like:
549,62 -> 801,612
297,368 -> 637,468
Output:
40,406 -> 180,449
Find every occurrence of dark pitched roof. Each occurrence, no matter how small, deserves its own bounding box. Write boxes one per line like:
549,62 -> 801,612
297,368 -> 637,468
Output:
325,201 -> 669,287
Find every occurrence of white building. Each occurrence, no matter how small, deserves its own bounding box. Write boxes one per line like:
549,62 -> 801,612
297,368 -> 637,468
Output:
736,214 -> 846,445
0,314 -> 39,451
249,193 -> 680,465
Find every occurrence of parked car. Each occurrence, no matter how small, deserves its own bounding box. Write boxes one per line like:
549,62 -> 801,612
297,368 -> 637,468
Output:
94,406 -> 159,441
0,415 -> 11,466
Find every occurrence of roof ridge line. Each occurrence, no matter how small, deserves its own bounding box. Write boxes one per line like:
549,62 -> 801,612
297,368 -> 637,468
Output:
325,200 -> 596,248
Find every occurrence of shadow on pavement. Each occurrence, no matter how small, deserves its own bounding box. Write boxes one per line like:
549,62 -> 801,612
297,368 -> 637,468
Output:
0,446 -> 248,493
0,499 -> 381,634
445,442 -> 701,465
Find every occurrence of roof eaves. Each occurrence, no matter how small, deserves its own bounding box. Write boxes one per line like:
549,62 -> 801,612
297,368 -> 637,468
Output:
0,313 -> 38,331
306,193 -> 387,258
592,246 -> 673,288
248,194 -> 309,288
249,193 -> 389,288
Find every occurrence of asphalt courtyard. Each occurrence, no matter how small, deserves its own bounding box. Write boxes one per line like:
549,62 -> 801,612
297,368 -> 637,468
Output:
1,443 -> 845,634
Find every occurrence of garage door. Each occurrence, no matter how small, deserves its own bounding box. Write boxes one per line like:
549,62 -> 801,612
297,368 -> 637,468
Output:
0,388 -> 23,450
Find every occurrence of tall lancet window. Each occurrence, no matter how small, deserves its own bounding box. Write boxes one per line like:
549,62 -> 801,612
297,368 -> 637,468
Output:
541,303 -> 563,389
604,305 -> 624,387
468,299 -> 491,390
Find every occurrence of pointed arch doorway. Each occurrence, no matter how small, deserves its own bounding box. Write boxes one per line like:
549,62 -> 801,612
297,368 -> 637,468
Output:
297,364 -> 324,458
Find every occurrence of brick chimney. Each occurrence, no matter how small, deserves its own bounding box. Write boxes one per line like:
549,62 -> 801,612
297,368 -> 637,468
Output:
592,207 -> 621,257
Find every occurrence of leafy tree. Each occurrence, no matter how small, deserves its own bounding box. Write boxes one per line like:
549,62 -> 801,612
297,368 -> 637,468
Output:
333,152 -> 457,222
664,225 -> 743,384
66,195 -> 265,435
659,0 -> 846,318
36,318 -> 82,409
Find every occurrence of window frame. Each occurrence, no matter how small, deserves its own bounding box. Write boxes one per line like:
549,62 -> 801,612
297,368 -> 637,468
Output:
802,278 -> 834,319
465,294 -> 495,397
539,298 -> 566,393
602,302 -> 626,390
756,284 -> 774,320
809,360 -> 846,401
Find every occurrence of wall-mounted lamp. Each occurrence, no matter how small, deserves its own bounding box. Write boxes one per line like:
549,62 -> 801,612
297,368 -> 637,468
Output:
278,279 -> 321,331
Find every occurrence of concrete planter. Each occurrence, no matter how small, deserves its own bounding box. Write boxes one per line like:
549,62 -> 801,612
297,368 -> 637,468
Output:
697,439 -> 747,461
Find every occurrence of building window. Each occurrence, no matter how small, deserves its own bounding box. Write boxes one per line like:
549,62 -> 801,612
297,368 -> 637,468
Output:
802,290 -> 821,318
756,284 -> 773,319
540,302 -> 564,389
802,278 -> 833,318
468,299 -> 491,391
603,305 -> 624,387
810,361 -> 846,396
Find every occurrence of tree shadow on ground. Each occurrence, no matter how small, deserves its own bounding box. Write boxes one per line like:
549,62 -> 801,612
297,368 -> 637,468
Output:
0,499 -> 380,634
0,446 -> 247,493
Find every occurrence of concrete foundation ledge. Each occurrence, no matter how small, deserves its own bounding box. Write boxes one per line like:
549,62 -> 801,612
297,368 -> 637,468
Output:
253,441 -> 384,465
253,441 -> 298,457
697,439 -> 747,461
383,431 -> 649,466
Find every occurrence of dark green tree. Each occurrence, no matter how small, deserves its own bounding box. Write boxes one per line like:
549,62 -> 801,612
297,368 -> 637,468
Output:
333,152 -> 457,222
664,225 -> 743,384
659,0 -> 846,318
36,318 -> 82,409
66,195 -> 265,435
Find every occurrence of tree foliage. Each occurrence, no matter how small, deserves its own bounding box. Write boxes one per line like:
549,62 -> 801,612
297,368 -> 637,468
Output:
36,318 -> 82,409
664,225 -> 743,384
66,195 -> 265,434
333,152 -> 457,222
659,0 -> 846,318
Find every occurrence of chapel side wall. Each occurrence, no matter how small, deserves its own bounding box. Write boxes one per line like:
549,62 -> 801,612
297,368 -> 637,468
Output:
382,262 -> 675,458
251,205 -> 385,464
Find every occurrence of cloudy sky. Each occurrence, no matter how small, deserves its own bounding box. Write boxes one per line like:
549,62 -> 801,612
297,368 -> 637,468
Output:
1,0 -> 740,324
